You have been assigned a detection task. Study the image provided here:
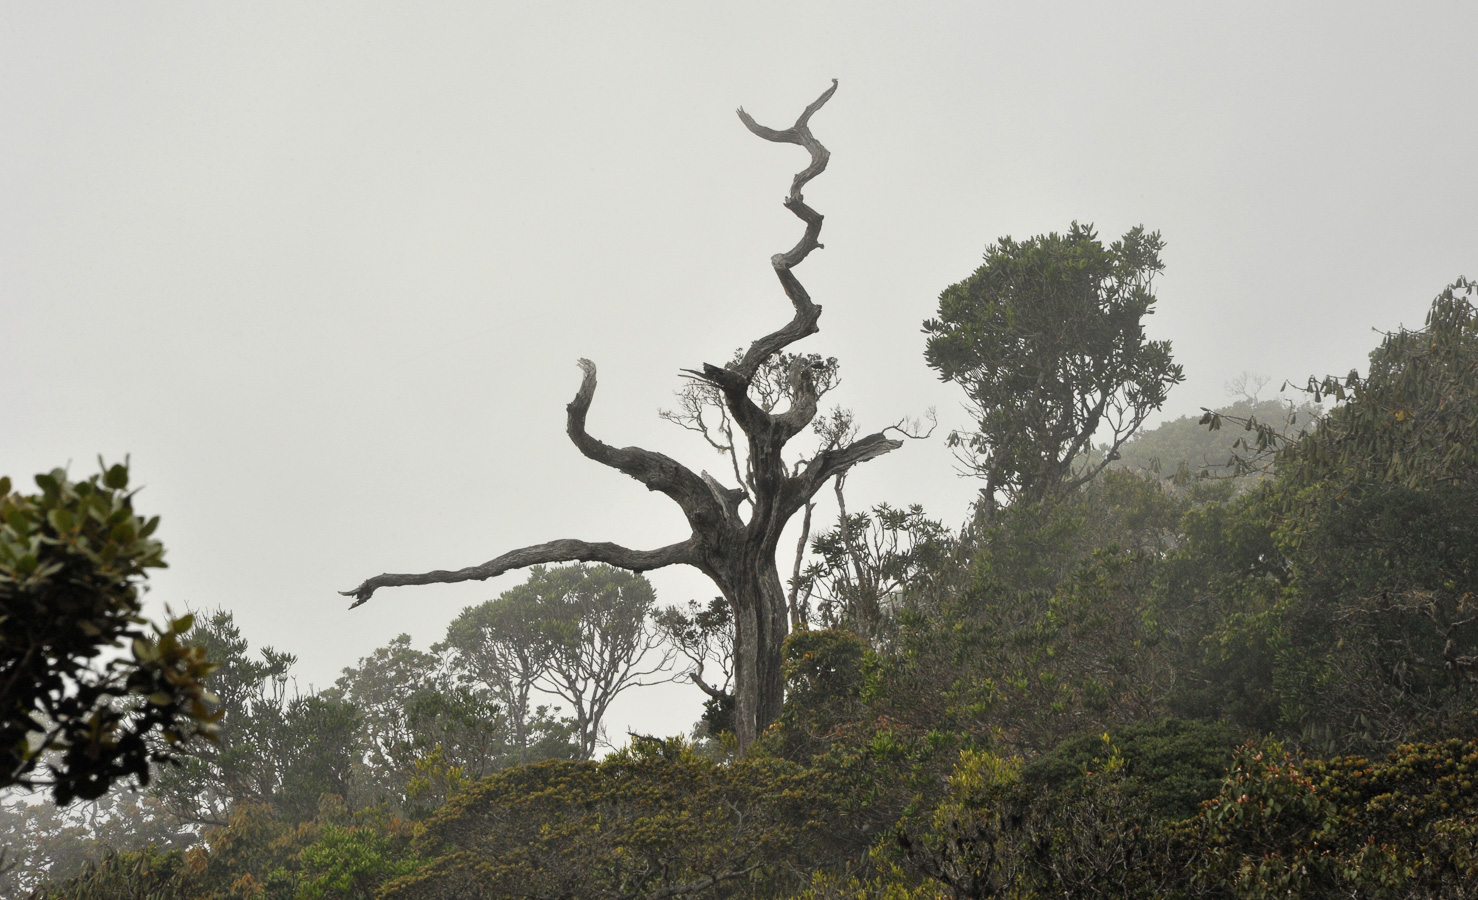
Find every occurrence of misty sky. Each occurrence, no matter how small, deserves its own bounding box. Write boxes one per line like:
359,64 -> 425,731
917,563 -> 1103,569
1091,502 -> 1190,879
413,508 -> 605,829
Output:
4,3 -> 1475,742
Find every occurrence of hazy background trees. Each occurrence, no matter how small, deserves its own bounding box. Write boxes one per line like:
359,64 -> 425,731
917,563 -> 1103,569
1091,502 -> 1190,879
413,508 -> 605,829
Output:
444,564 -> 670,761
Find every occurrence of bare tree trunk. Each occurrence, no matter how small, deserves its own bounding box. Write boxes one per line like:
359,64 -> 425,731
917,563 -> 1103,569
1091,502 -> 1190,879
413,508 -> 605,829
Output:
342,81 -> 902,751
712,564 -> 787,747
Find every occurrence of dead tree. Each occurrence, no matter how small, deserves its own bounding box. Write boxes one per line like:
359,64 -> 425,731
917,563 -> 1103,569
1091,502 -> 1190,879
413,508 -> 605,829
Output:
341,80 -> 902,750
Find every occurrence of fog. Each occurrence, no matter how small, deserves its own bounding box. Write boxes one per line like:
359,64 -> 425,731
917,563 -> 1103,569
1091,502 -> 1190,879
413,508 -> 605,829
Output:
4,3 -> 1475,741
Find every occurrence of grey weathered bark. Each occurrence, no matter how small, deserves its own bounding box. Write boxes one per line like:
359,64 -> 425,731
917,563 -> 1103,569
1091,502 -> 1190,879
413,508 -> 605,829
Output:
342,80 -> 902,750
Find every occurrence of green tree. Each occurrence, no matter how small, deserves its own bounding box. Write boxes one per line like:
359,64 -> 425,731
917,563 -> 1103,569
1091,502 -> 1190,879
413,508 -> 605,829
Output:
439,582 -> 577,765
530,564 -> 673,759
275,693 -> 361,823
870,471 -> 1190,753
774,629 -> 870,760
445,565 -> 668,761
152,609 -> 298,826
1274,283 -> 1478,745
1172,280 -> 1478,750
797,500 -> 956,644
154,611 -> 365,825
328,635 -> 444,808
654,596 -> 735,741
332,634 -> 557,813
924,223 -> 1184,520
1,461 -> 217,804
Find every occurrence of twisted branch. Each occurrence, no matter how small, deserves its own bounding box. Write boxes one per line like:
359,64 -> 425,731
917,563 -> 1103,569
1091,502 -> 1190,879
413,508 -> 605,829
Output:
341,359 -> 713,607
566,359 -> 724,530
731,78 -> 838,383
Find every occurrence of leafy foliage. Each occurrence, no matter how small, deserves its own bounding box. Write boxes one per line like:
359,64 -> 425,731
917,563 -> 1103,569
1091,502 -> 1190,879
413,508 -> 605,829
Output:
655,596 -> 736,741
32,798 -> 423,900
1162,281 -> 1478,750
295,821 -> 424,900
151,610 -> 299,826
1023,718 -> 1242,822
439,583 -> 576,766
797,504 -> 956,644
149,613 -> 369,826
329,634 -> 533,815
867,471 -> 1188,753
1178,739 -> 1478,898
924,223 -> 1183,517
1,461 -> 217,804
531,564 -> 674,759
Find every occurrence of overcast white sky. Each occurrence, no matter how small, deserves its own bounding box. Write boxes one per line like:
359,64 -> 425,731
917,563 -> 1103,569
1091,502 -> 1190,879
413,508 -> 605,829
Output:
4,3 -> 1476,742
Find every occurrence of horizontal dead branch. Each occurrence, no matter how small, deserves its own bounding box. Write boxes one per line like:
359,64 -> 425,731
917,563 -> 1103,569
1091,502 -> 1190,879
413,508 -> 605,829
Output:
341,538 -> 693,608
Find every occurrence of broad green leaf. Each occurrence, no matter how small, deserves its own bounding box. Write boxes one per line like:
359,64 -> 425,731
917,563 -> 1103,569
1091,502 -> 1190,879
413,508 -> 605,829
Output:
103,463 -> 129,490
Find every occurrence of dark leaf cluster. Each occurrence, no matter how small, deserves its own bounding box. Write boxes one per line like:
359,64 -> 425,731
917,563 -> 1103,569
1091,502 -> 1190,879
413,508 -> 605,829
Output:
1,462 -> 217,804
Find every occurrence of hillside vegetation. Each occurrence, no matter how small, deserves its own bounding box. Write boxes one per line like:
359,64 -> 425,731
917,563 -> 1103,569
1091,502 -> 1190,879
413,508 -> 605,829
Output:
6,279 -> 1477,899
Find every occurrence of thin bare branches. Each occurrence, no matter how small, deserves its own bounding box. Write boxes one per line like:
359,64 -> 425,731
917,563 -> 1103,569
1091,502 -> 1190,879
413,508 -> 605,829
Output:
787,499 -> 816,628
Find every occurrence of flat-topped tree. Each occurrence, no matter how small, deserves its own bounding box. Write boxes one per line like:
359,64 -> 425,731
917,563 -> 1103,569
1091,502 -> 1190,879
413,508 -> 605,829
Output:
342,81 -> 902,750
